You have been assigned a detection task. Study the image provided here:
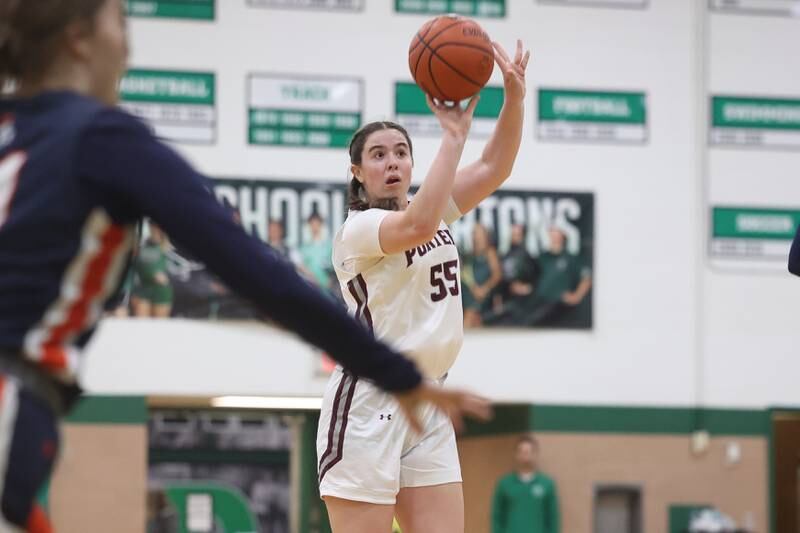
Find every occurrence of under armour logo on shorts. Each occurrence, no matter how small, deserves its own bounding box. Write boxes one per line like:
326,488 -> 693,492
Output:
380,414 -> 392,421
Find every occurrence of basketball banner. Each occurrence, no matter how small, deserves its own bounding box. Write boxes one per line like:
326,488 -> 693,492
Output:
710,96 -> 800,149
125,0 -> 215,19
247,75 -> 363,148
709,0 -> 800,16
710,207 -> 800,269
395,82 -> 504,137
119,69 -> 216,143
137,178 -> 593,329
247,0 -> 364,10
395,0 -> 506,17
537,0 -> 648,7
537,88 -> 647,144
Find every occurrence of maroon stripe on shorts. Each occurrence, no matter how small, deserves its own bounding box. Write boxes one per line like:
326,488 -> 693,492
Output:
319,373 -> 358,483
318,372 -> 347,471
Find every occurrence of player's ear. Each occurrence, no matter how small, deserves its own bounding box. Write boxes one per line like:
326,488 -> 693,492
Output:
63,16 -> 94,63
351,165 -> 363,183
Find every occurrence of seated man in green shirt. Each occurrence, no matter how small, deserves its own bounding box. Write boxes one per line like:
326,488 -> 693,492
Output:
492,435 -> 560,533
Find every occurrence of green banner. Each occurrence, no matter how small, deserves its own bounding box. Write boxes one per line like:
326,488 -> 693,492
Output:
710,95 -> 800,148
395,0 -> 505,17
713,207 -> 800,240
538,88 -> 647,143
712,96 -> 800,130
710,206 -> 800,265
539,89 -> 646,124
395,82 -> 504,136
120,69 -> 216,143
248,75 -> 362,148
121,70 -> 214,105
126,0 -> 214,19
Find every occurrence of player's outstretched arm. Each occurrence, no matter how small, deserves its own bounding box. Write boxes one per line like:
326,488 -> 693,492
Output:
77,109 -> 425,392
377,95 -> 479,255
790,222 -> 800,276
451,39 -> 530,215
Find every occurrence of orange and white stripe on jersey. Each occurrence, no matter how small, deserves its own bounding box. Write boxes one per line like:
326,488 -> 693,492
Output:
22,209 -> 133,380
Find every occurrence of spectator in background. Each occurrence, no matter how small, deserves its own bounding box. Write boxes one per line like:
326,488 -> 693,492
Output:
461,223 -> 502,328
146,489 -> 179,533
492,435 -> 560,533
268,218 -> 304,268
132,222 -> 173,318
499,222 -> 540,309
525,226 -> 591,325
299,212 -> 334,291
487,225 -> 591,327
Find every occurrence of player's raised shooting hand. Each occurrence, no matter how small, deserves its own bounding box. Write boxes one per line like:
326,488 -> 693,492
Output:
394,382 -> 493,434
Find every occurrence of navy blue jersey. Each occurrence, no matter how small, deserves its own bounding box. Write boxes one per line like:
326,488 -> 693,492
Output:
0,91 -> 421,392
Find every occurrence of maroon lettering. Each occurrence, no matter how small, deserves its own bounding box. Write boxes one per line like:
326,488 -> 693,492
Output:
405,249 -> 416,267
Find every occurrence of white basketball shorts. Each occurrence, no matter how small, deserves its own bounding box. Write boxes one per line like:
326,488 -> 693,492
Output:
316,366 -> 462,505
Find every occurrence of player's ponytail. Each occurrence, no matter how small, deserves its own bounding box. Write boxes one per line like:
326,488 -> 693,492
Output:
347,120 -> 414,211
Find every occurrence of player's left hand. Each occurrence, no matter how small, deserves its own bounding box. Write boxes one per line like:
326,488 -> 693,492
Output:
394,383 -> 493,434
493,39 -> 530,104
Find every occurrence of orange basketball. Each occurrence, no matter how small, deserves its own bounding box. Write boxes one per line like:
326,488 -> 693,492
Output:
408,15 -> 495,102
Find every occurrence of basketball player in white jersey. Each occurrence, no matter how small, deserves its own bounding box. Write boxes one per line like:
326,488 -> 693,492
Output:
318,40 -> 530,533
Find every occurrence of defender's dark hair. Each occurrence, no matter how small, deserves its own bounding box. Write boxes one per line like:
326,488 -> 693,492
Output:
347,121 -> 413,211
0,0 -> 107,86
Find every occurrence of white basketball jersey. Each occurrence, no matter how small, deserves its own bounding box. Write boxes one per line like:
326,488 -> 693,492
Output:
332,199 -> 463,379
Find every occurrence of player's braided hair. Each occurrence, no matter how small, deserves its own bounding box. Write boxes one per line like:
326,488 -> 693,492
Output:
347,121 -> 413,211
0,0 -> 106,87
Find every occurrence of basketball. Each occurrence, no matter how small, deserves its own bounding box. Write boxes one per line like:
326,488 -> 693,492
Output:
408,14 -> 495,102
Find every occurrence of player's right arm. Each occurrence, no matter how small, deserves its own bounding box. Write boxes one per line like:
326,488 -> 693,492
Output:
789,222 -> 800,276
377,95 -> 479,255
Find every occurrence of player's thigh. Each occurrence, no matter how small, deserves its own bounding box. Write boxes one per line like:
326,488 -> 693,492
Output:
324,496 -> 395,533
395,482 -> 464,533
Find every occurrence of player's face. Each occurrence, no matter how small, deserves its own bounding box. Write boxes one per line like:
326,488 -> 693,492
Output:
84,0 -> 129,104
354,129 -> 413,207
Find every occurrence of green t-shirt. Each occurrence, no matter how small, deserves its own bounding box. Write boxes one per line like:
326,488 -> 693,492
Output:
492,472 -> 560,533
536,252 -> 590,302
300,237 -> 333,287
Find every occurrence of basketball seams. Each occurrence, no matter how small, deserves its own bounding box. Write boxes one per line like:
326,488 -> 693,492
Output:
408,18 -> 440,55
428,42 -> 494,92
411,18 -> 468,54
412,19 -> 467,80
426,46 -> 446,101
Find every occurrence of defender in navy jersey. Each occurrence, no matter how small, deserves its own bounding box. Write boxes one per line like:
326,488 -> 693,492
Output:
0,0 -> 489,530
